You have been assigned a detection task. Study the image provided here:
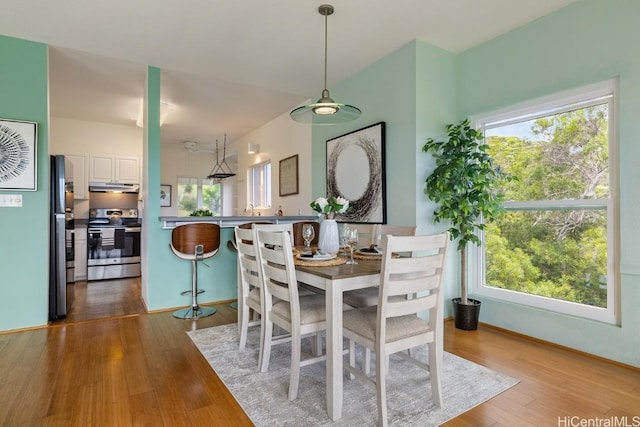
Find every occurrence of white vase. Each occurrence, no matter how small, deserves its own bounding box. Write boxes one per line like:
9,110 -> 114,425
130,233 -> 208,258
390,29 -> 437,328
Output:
318,219 -> 339,255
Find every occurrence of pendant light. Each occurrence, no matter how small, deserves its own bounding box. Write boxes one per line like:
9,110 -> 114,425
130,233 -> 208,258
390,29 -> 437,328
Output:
290,4 -> 361,125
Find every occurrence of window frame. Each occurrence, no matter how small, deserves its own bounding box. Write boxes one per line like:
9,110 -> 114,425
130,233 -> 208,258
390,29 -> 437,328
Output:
176,176 -> 223,217
470,79 -> 619,325
247,160 -> 272,209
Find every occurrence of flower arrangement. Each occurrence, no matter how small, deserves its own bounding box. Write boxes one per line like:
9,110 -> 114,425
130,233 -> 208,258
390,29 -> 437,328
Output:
310,196 -> 349,218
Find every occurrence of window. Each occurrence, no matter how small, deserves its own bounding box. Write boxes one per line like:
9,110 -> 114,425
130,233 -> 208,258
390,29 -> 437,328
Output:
177,177 -> 222,216
473,79 -> 618,324
248,161 -> 271,208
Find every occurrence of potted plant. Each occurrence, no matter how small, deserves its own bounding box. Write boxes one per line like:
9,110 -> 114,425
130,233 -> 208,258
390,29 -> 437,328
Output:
422,119 -> 511,330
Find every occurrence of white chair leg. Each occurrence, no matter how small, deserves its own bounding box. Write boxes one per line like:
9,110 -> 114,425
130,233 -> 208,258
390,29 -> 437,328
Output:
376,348 -> 388,427
257,314 -> 265,370
238,299 -> 249,351
288,329 -> 302,401
428,342 -> 442,407
311,332 -> 322,356
364,347 -> 371,375
349,340 -> 356,380
260,318 -> 274,373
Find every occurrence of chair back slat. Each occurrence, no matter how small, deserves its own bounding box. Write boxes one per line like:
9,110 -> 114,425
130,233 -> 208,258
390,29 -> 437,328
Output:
255,229 -> 299,307
378,233 -> 449,326
375,225 -> 417,243
385,293 -> 438,318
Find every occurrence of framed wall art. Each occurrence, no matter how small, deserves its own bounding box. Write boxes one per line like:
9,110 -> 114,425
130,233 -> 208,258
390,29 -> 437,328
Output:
0,119 -> 38,191
326,122 -> 386,223
279,154 -> 299,196
160,184 -> 172,207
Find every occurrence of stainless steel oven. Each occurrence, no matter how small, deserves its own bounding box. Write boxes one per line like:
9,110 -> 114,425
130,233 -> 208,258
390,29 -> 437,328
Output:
87,208 -> 141,280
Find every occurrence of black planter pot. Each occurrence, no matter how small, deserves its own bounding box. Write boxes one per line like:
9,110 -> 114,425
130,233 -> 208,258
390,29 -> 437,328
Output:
452,298 -> 481,331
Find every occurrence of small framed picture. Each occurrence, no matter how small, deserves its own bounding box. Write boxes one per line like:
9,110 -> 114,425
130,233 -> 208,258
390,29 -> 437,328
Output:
0,119 -> 38,191
279,154 -> 299,196
160,184 -> 172,207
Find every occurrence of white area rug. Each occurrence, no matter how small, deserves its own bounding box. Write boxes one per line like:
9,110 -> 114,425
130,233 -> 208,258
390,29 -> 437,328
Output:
187,324 -> 518,426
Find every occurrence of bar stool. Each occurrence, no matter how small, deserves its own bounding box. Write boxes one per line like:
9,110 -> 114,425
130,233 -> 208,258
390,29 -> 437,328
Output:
170,223 -> 220,319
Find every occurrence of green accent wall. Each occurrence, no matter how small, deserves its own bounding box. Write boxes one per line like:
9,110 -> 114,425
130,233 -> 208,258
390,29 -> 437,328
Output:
142,68 -> 237,311
457,0 -> 640,367
311,41 -> 460,312
0,36 -> 50,330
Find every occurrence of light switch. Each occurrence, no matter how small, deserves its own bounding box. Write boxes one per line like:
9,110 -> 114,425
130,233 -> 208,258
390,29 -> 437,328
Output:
0,194 -> 23,207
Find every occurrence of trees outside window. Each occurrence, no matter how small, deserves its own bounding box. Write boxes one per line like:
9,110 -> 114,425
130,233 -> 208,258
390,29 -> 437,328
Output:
474,79 -> 617,324
177,177 -> 221,216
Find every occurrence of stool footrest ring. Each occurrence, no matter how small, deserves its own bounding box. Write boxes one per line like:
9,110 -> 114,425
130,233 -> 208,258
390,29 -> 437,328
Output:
180,289 -> 205,296
173,305 -> 216,319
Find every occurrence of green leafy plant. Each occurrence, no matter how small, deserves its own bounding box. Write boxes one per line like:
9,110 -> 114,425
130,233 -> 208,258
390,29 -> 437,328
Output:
310,196 -> 349,218
423,118 -> 512,304
189,208 -> 213,217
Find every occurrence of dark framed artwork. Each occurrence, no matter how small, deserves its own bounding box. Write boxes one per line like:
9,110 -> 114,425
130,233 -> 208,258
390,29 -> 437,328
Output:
279,154 -> 299,196
326,122 -> 386,223
160,184 -> 172,207
0,119 -> 38,191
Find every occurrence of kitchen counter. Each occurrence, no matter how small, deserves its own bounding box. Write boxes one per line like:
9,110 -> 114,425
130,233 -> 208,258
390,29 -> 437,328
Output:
158,215 -> 318,229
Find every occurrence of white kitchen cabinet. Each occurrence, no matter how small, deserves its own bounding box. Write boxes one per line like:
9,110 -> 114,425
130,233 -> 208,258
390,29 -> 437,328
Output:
89,155 -> 140,183
74,226 -> 87,281
65,154 -> 89,199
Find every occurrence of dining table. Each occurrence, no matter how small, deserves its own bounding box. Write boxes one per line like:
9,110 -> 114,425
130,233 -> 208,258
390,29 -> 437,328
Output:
294,255 -> 382,421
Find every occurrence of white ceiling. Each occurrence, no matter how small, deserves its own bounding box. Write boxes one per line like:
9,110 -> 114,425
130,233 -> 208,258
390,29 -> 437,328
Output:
1,0 -> 576,154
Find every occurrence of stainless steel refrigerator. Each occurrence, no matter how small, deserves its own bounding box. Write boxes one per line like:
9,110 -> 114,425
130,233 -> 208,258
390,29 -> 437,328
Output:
49,155 -> 74,320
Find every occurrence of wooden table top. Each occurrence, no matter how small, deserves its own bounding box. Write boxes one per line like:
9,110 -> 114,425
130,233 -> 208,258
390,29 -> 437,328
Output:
294,257 -> 380,280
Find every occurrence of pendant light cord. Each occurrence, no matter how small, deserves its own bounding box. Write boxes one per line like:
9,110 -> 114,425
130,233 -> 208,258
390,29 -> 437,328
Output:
323,10 -> 328,91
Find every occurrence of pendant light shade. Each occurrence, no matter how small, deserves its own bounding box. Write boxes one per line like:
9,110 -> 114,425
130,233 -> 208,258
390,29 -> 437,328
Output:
290,4 -> 361,125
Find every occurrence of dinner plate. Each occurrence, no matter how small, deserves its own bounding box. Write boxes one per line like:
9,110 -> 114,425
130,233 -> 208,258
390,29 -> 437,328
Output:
356,248 -> 383,256
296,253 -> 336,261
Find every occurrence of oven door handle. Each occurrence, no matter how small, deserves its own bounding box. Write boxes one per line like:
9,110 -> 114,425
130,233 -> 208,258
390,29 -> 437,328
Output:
124,227 -> 141,232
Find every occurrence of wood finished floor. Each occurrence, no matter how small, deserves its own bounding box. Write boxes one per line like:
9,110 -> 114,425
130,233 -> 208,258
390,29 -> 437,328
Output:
1,278 -> 638,426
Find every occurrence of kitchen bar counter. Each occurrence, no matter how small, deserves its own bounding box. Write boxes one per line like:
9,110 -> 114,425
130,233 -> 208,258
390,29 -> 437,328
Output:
158,215 -> 318,229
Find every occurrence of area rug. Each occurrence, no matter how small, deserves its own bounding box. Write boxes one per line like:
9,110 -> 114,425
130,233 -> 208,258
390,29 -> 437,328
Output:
187,324 -> 518,426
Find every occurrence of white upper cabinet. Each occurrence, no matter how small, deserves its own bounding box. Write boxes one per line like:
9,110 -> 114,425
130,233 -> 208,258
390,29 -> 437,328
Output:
65,154 -> 89,200
90,155 -> 140,183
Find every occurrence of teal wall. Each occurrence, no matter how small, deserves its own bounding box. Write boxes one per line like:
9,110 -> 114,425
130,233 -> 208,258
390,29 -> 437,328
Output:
0,36 -> 50,330
457,0 -> 640,367
1,0 -> 637,367
143,68 -> 237,311
311,41 -> 461,313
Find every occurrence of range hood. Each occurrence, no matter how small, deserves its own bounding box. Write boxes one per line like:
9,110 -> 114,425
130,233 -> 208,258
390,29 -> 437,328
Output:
89,182 -> 140,193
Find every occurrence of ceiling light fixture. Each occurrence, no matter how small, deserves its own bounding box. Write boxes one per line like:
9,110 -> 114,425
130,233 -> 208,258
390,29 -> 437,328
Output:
136,101 -> 171,128
290,4 -> 361,125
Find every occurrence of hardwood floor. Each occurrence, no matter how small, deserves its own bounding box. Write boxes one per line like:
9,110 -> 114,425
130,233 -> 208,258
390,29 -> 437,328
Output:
62,278 -> 147,323
1,289 -> 638,426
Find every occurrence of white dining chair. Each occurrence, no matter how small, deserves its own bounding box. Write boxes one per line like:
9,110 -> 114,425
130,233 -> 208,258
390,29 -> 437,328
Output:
342,232 -> 449,427
236,223 -> 293,361
235,226 -> 266,368
343,225 -> 417,308
255,229 -> 328,401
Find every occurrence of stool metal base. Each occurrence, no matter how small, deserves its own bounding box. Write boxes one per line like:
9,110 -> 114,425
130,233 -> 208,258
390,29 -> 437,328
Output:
173,305 -> 217,319
229,301 -> 238,309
